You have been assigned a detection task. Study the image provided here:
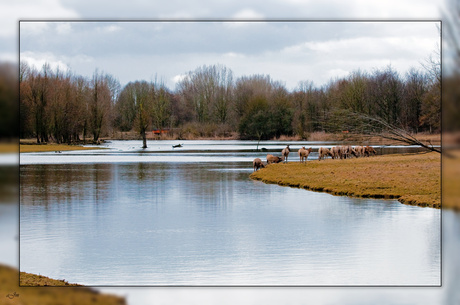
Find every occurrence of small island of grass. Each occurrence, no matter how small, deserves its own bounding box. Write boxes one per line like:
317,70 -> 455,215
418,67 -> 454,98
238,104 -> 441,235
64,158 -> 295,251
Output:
250,152 -> 441,208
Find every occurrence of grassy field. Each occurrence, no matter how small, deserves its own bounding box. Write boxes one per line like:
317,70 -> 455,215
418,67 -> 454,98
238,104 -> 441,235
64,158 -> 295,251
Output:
250,152 -> 441,208
0,264 -> 126,304
443,150 -> 460,210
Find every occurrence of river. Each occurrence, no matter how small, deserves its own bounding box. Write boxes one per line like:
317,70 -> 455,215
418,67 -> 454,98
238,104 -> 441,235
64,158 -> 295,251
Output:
19,140 -> 440,286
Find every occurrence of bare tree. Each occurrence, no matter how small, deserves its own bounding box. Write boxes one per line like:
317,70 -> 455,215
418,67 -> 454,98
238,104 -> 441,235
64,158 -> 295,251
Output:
151,81 -> 171,132
177,64 -> 234,124
118,81 -> 152,148
89,70 -> 112,143
328,109 -> 442,154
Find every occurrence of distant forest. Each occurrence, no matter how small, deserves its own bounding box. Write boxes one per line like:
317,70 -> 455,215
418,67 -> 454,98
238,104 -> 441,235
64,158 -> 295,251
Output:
19,60 -> 440,144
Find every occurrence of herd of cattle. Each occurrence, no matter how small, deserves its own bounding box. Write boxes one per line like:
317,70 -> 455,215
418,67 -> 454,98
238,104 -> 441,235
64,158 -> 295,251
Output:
253,144 -> 377,171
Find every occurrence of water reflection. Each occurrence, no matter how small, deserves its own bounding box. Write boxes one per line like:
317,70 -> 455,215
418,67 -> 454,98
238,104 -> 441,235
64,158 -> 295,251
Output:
20,159 -> 440,286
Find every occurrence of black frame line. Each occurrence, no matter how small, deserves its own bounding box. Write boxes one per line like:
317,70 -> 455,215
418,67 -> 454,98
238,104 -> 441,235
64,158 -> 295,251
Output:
17,18 -> 443,288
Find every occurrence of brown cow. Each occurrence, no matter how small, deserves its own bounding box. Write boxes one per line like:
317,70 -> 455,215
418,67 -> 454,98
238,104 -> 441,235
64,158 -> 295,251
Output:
355,145 -> 365,157
298,147 -> 313,163
341,145 -> 357,159
253,158 -> 265,171
364,146 -> 377,156
318,147 -> 333,161
281,145 -> 291,163
267,154 -> 283,164
331,146 -> 341,159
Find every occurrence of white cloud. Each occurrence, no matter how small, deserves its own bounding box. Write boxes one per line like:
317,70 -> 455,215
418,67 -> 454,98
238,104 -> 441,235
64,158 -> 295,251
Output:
56,22 -> 72,35
0,0 -> 79,38
158,11 -> 195,19
282,35 -> 437,62
346,0 -> 441,18
326,68 -> 350,80
223,52 -> 244,58
20,22 -> 50,36
0,52 -> 16,62
97,25 -> 122,33
20,51 -> 70,72
232,9 -> 265,19
172,74 -> 186,84
20,51 -> 96,74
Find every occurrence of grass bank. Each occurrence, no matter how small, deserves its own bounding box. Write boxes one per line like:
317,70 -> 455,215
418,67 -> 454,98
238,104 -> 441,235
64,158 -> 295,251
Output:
443,150 -> 460,210
0,264 -> 126,304
19,270 -> 82,286
250,152 -> 440,208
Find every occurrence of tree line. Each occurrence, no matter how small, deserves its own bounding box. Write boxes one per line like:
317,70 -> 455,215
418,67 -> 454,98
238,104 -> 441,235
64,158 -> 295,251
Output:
19,61 -> 440,144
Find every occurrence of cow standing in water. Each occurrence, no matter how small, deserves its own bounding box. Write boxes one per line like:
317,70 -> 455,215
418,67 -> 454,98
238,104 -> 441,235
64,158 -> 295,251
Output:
282,145 -> 291,163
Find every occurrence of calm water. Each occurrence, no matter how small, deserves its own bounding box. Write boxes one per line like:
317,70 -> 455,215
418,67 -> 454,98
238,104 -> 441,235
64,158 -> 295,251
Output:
19,140 -> 440,286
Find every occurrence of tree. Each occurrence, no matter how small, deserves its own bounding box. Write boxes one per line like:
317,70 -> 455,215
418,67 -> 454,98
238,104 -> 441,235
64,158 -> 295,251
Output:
89,70 -> 112,143
25,63 -> 52,143
401,68 -> 427,133
269,83 -> 293,138
118,81 -> 152,148
340,70 -> 369,114
292,81 -> 314,138
177,64 -> 234,124
442,0 -> 460,136
238,95 -> 273,141
328,109 -> 441,154
420,49 -> 441,134
369,66 -> 403,127
19,61 -> 33,138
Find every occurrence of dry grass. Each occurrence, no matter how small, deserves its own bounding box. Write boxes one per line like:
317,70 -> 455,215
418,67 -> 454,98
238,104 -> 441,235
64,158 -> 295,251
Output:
251,152 -> 441,208
0,264 -> 126,304
443,150 -> 460,210
19,271 -> 81,286
20,144 -> 105,153
0,143 -> 18,153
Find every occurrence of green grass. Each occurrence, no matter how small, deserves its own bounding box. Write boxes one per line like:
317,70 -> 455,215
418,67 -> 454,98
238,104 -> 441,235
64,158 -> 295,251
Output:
250,152 -> 441,208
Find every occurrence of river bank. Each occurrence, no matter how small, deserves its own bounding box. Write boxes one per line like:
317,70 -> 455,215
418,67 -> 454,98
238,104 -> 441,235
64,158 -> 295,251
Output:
250,152 -> 441,208
0,264 -> 126,304
19,142 -> 106,153
18,131 -> 441,147
110,131 -> 441,145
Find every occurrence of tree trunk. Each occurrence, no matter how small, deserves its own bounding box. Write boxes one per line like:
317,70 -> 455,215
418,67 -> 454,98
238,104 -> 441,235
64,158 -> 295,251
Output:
141,130 -> 147,148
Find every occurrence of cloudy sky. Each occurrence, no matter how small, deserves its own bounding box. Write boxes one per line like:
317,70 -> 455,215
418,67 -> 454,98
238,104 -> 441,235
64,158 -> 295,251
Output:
19,20 -> 440,90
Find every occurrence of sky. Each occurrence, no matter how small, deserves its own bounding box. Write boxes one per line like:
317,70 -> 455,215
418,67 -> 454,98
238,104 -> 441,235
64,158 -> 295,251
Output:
3,1 -> 460,305
0,0 -> 444,92
19,20 -> 440,91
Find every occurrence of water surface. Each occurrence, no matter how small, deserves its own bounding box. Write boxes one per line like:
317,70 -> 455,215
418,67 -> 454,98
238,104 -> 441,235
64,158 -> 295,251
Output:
20,140 -> 440,286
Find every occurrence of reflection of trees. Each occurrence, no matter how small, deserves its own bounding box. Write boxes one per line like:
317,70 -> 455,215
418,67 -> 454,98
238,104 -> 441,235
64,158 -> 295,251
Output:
20,164 -> 114,207
177,163 -> 241,209
19,162 -> 242,212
